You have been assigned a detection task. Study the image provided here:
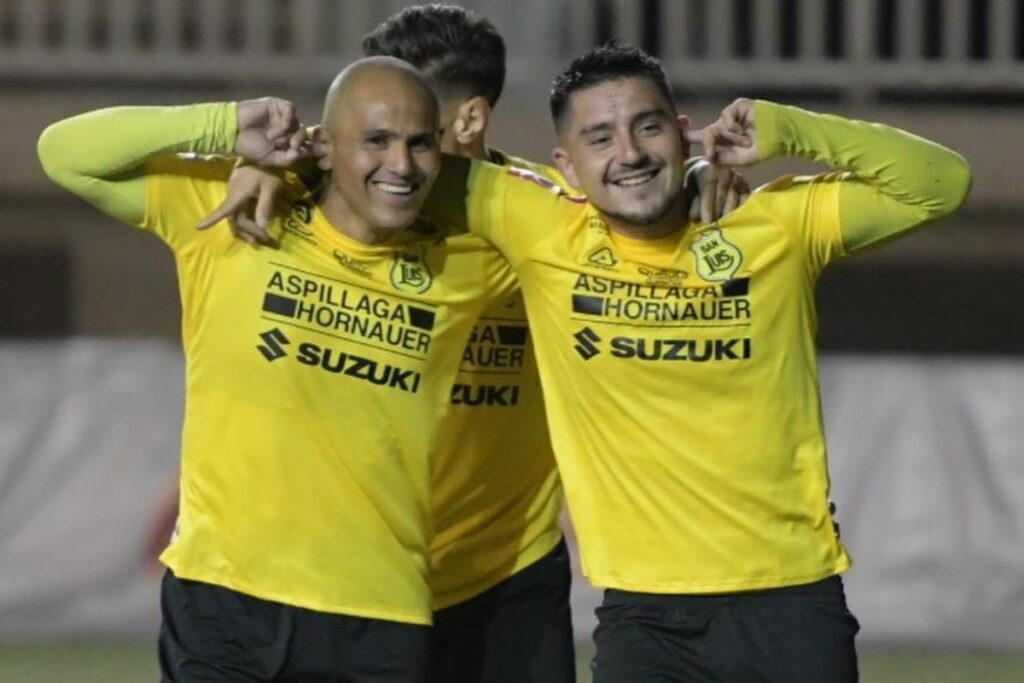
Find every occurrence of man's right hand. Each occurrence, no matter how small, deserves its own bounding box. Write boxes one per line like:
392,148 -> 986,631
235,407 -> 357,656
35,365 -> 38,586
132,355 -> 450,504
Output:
690,98 -> 760,167
196,165 -> 284,245
234,97 -> 310,167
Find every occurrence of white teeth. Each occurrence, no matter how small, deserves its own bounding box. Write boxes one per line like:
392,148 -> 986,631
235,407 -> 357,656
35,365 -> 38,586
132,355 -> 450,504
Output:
376,182 -> 414,195
615,172 -> 654,187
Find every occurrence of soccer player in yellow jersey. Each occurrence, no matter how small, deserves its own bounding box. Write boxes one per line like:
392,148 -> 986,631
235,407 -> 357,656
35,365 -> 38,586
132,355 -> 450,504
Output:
38,58 -> 515,682
443,44 -> 971,681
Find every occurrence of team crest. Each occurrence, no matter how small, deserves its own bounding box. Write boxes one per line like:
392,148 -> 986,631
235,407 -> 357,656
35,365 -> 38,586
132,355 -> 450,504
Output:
282,201 -> 316,243
390,248 -> 433,294
690,228 -> 742,282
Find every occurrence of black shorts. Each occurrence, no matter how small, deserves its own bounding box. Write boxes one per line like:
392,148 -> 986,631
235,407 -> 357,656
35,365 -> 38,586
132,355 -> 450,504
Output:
591,575 -> 860,683
431,539 -> 576,683
158,570 -> 431,683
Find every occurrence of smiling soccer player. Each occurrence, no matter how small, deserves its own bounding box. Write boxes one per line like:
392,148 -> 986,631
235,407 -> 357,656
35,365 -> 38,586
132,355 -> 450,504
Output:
38,58 -> 518,682
446,43 -> 971,681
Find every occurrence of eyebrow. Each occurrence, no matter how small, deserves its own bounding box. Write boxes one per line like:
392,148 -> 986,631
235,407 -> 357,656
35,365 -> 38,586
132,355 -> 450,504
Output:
632,109 -> 669,124
407,132 -> 437,145
578,121 -> 613,137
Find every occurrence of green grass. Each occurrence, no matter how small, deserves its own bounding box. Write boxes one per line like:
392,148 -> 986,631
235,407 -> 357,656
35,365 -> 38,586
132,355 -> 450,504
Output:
574,644 -> 1024,683
857,647 -> 1024,683
0,641 -> 158,682
1,641 -> 1021,682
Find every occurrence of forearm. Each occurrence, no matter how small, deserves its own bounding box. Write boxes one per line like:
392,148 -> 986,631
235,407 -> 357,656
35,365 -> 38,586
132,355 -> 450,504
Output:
755,101 -> 972,252
37,103 -> 238,225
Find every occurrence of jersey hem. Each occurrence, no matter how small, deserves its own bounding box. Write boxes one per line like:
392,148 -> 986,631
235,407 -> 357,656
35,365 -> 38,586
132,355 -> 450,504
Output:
431,531 -> 564,610
586,558 -> 851,595
163,562 -> 433,626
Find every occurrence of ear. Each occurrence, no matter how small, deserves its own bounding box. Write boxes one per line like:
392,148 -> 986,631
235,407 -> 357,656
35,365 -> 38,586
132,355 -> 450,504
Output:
312,125 -> 333,171
676,114 -> 692,160
552,146 -> 581,190
451,96 -> 491,146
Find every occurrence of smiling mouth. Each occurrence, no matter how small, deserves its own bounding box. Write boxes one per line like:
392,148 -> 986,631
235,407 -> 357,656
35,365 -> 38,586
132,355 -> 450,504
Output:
372,181 -> 417,196
611,169 -> 659,188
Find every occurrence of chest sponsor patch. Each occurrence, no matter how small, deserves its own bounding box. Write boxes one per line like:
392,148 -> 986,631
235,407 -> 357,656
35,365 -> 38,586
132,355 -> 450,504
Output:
263,263 -> 437,359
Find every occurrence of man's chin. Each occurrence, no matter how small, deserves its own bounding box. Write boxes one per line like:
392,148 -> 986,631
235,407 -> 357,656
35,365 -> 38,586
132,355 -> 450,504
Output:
370,207 -> 423,233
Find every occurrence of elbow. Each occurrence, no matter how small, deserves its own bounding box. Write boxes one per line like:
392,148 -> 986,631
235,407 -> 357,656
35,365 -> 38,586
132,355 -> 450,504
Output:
37,122 -> 68,187
933,151 -> 972,217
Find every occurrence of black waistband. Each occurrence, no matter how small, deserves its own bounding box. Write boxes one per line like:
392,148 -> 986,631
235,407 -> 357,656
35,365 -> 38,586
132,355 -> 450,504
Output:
603,574 -> 846,607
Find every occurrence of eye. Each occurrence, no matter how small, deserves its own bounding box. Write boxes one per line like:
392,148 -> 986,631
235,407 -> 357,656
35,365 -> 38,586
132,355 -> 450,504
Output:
364,134 -> 389,149
409,136 -> 437,153
638,121 -> 662,136
589,135 -> 612,148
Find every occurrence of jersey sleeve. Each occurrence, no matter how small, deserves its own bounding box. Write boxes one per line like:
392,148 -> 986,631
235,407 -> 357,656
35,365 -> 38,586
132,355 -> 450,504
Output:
502,155 -> 576,194
38,103 -> 238,250
755,100 -> 972,261
462,158 -> 584,267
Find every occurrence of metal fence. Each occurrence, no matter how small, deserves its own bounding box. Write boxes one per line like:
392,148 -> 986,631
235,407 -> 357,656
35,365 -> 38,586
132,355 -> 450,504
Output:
0,0 -> 1021,99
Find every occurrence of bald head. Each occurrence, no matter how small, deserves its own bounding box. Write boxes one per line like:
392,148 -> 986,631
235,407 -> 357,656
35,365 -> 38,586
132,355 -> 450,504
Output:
322,56 -> 439,135
316,56 -> 444,244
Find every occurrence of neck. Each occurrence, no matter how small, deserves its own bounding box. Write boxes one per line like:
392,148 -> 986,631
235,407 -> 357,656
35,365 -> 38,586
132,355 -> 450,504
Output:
319,185 -> 388,245
452,137 -> 489,161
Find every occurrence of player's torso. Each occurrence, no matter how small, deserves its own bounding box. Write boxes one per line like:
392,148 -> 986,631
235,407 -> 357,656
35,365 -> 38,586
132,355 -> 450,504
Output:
429,288 -> 562,608
166,194 -> 502,623
515,201 -> 848,592
425,153 -> 570,608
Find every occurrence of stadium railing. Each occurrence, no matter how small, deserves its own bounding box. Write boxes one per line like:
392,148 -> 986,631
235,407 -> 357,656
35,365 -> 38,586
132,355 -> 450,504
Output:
0,0 -> 1021,101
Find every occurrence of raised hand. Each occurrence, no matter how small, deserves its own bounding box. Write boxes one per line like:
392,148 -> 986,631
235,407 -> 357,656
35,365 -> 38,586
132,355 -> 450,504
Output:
196,165 -> 284,245
688,98 -> 760,167
234,97 -> 310,167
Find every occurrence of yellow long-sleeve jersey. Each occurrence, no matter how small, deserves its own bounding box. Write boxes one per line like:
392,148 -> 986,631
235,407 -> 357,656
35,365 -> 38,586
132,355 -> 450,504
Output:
457,101 -> 971,593
38,103 -> 514,624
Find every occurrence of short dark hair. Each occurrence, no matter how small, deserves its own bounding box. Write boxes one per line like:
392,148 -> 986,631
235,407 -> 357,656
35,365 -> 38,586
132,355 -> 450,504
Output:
550,42 -> 674,131
361,4 -> 506,107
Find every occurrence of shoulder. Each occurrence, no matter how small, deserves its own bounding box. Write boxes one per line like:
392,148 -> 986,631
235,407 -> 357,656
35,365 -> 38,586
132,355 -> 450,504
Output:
748,171 -> 850,207
760,171 -> 851,192
147,153 -> 235,183
486,162 -> 589,209
497,151 -> 584,199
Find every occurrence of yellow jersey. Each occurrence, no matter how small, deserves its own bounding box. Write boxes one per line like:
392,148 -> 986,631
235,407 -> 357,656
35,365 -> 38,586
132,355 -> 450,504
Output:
459,101 -> 970,593
38,103 -> 514,623
429,152 -> 571,608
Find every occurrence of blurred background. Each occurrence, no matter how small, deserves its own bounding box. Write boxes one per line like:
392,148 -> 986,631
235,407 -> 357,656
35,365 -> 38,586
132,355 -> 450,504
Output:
1,1 -> 1022,681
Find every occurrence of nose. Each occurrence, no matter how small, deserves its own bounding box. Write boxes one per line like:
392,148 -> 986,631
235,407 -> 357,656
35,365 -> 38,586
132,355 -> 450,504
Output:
618,134 -> 647,167
388,142 -> 415,178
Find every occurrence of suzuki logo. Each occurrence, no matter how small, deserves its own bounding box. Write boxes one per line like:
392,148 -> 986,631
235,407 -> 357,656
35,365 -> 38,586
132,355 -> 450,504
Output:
573,327 -> 601,360
257,328 -> 290,361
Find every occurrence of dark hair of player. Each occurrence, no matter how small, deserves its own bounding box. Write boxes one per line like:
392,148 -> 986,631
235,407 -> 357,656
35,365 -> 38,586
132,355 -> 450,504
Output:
361,4 -> 507,107
549,41 -> 674,131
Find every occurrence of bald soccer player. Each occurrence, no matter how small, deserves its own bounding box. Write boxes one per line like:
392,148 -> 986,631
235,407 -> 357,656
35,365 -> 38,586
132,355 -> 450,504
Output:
38,58 -> 515,683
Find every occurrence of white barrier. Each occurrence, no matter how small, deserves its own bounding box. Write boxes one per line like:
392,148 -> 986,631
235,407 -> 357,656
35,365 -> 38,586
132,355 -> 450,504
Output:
1,340 -> 1022,645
